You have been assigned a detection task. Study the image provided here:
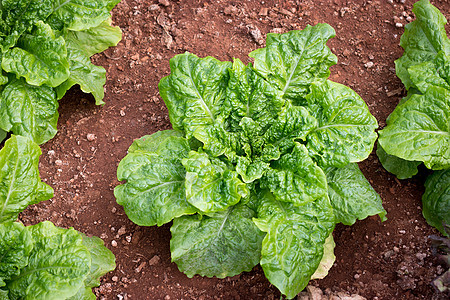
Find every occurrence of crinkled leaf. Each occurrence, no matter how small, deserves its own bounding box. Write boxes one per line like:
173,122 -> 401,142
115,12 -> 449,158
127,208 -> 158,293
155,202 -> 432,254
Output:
0,129 -> 6,144
0,77 -> 58,145
260,143 -> 328,206
159,53 -> 231,134
325,163 -> 386,225
0,222 -> 34,287
79,234 -> 115,288
55,48 -> 106,105
2,21 -> 69,87
422,169 -> 450,236
47,0 -> 119,32
376,141 -> 421,179
263,104 -> 318,156
0,0 -> 53,51
235,156 -> 270,183
170,204 -> 265,278
395,0 -> 450,89
225,58 -> 284,133
6,221 -> 91,300
67,234 -> 115,300
408,52 -> 450,94
249,24 -> 337,102
0,135 -> 53,223
115,131 -> 197,226
305,80 -> 378,168
253,190 -> 335,299
378,86 -> 450,170
64,18 -> 122,57
191,123 -> 240,158
310,234 -> 335,280
182,151 -> 248,213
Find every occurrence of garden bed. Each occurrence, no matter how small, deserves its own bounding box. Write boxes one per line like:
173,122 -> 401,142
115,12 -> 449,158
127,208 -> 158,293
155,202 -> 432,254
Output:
20,0 -> 449,299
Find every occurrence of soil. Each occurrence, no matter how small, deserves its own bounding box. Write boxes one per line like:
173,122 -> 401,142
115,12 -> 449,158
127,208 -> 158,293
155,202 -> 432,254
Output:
16,0 -> 450,299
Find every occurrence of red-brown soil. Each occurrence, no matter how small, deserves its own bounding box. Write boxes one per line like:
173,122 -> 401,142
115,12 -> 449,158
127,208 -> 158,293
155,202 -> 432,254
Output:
19,0 -> 450,299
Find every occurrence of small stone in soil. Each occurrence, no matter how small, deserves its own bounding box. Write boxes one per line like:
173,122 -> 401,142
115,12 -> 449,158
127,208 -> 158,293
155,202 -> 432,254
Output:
159,0 -> 169,7
87,133 -> 96,141
149,255 -> 160,266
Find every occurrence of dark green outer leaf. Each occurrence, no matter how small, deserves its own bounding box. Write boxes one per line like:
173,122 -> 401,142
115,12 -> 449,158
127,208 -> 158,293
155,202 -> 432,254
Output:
170,204 -> 265,278
422,169 -> 450,236
115,131 -> 197,226
55,48 -> 106,105
253,191 -> 335,299
395,0 -> 450,89
305,80 -> 378,168
249,24 -> 337,101
6,221 -> 91,300
378,86 -> 450,170
0,135 -> 53,224
0,222 -> 34,287
2,21 -> 70,87
261,143 -> 328,206
376,141 -> 421,179
0,77 -> 58,145
325,163 -> 386,225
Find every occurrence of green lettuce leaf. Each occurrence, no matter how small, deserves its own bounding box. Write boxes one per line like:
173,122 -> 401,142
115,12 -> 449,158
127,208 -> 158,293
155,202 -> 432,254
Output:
0,77 -> 58,145
376,141 -> 421,179
68,234 -> 115,300
0,129 -> 6,143
408,51 -> 450,93
47,0 -> 119,32
395,0 -> 450,89
159,53 -> 231,134
422,169 -> 450,236
253,190 -> 335,299
249,24 -> 337,102
64,18 -> 122,58
0,222 -> 34,288
182,151 -> 249,213
325,163 -> 387,225
0,135 -> 53,223
55,48 -> 106,105
225,58 -> 284,134
378,86 -> 450,170
305,80 -> 378,168
263,104 -> 318,156
2,21 -> 69,87
0,0 -> 53,51
6,221 -> 91,300
170,204 -> 265,278
260,143 -> 328,206
115,131 -> 197,226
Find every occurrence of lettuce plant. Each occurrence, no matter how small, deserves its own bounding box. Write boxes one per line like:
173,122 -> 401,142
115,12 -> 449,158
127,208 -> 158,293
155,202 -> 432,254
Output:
0,0 -> 122,145
377,0 -> 449,236
115,25 -> 386,298
0,135 -> 116,299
